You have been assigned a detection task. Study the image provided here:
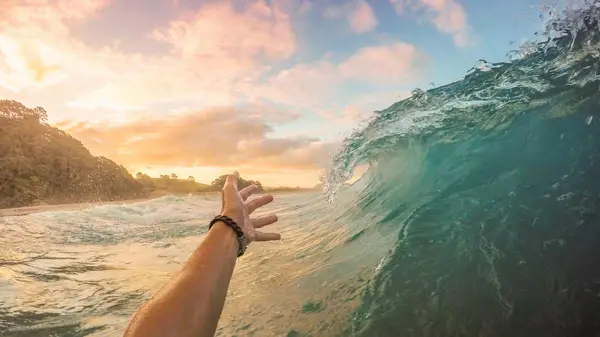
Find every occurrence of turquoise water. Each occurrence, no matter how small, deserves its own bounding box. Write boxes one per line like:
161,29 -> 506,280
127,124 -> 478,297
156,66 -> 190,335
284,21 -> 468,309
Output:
0,192 -> 393,336
2,3 -> 600,336
323,3 -> 600,336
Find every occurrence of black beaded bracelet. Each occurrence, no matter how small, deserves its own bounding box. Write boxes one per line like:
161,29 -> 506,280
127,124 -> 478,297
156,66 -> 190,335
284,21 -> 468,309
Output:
209,215 -> 248,257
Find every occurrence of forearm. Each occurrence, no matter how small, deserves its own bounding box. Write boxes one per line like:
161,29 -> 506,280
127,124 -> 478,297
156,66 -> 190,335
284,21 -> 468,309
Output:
124,222 -> 238,337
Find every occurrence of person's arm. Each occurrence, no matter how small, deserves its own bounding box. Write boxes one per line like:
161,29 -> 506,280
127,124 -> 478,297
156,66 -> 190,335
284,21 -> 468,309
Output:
124,174 -> 280,337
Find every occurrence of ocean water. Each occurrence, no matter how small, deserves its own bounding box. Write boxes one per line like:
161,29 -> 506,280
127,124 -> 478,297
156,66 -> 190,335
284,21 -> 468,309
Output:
3,3 -> 600,337
1,192 -> 388,336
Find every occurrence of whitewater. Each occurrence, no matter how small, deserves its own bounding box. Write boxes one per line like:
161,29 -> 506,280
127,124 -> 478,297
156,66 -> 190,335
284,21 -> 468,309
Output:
3,2 -> 600,336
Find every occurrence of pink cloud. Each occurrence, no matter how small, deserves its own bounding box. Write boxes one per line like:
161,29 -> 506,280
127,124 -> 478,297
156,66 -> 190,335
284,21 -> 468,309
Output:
247,60 -> 340,108
319,106 -> 363,123
389,0 -> 472,47
71,1 -> 297,111
56,0 -> 111,19
319,90 -> 413,123
389,0 -> 406,15
0,0 -> 298,113
0,0 -> 114,92
427,0 -> 470,46
338,42 -> 425,83
349,0 -> 379,33
151,2 -> 295,61
249,42 -> 426,108
57,105 -> 334,171
325,0 -> 378,34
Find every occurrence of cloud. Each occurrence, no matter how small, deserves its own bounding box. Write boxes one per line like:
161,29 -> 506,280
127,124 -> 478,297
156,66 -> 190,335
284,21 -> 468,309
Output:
56,0 -> 111,19
325,0 -> 378,34
151,1 -> 295,61
319,90 -> 413,123
0,1 -> 297,113
349,0 -> 379,33
0,0 -> 114,92
69,1 -> 297,111
338,43 -> 424,83
389,0 -> 472,47
57,106 -> 336,171
249,42 -> 427,108
389,0 -> 406,15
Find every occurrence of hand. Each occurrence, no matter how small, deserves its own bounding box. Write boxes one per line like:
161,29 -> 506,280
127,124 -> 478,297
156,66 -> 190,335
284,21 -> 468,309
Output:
220,174 -> 281,243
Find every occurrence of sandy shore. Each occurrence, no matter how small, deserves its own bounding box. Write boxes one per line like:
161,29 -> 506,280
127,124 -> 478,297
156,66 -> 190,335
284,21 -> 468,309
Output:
0,189 -> 316,217
0,198 -> 155,217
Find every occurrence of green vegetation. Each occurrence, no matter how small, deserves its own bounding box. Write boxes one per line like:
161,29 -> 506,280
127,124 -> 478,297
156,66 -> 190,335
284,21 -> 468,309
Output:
142,173 -> 264,194
135,172 -> 156,191
209,174 -> 264,192
264,186 -> 318,193
150,175 -> 210,194
139,173 -> 321,195
0,99 -> 318,209
301,300 -> 325,313
0,100 -> 143,208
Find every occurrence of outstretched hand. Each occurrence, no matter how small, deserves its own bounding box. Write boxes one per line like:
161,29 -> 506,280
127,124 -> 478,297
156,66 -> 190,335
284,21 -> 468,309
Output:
220,174 -> 281,243
123,173 -> 282,337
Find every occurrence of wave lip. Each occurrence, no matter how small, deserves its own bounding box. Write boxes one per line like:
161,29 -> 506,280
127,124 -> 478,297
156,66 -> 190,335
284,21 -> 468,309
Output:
325,2 -> 600,336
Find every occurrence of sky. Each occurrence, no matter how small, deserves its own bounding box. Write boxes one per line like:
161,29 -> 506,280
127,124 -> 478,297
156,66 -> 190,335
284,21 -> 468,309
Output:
0,0 -> 549,187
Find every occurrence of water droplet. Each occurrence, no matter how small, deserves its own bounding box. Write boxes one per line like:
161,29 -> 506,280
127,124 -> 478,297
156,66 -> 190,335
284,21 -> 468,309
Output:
557,192 -> 574,201
474,59 -> 492,72
544,239 -> 567,248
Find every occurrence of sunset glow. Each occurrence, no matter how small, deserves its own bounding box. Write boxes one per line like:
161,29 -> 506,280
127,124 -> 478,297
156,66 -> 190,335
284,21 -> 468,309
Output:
0,0 -> 541,186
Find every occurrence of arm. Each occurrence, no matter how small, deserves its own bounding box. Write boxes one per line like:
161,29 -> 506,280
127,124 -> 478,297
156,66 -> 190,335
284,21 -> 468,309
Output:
123,221 -> 238,337
124,174 -> 280,337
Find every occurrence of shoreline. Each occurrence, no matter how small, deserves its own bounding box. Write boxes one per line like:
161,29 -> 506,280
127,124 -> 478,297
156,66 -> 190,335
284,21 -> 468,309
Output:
0,197 -> 158,217
0,189 -> 319,217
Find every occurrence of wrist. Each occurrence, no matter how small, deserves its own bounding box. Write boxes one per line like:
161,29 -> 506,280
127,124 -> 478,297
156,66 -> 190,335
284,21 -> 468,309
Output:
220,210 -> 243,228
212,221 -> 237,238
210,221 -> 239,258
209,215 -> 249,257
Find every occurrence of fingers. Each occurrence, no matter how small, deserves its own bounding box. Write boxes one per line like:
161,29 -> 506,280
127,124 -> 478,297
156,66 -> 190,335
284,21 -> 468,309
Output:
254,230 -> 281,242
252,214 -> 278,228
246,194 -> 274,214
239,184 -> 258,201
222,174 -> 239,203
224,174 -> 238,190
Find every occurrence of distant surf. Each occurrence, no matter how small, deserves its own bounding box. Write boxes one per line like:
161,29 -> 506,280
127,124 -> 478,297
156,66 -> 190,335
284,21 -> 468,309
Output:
2,2 -> 600,337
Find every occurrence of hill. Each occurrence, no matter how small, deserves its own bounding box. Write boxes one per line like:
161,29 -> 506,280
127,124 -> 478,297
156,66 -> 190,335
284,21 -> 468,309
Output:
152,178 -> 210,194
0,100 -> 144,208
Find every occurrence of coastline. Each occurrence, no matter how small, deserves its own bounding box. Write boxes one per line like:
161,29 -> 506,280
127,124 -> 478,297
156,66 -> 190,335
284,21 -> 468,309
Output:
0,197 -> 158,217
0,189 -> 319,217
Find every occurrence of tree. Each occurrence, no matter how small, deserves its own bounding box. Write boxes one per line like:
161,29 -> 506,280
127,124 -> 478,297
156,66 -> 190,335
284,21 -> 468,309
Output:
209,174 -> 263,192
210,175 -> 228,189
171,173 -> 178,179
135,172 -> 156,191
188,176 -> 195,182
0,100 -> 144,208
